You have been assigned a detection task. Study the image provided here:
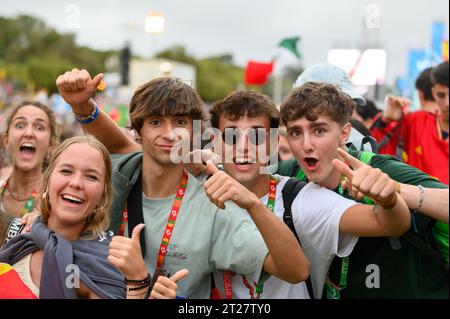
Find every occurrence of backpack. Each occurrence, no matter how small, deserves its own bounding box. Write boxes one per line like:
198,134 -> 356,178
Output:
355,151 -> 448,274
281,178 -> 315,299
292,150 -> 448,299
348,127 -> 379,153
126,169 -> 147,257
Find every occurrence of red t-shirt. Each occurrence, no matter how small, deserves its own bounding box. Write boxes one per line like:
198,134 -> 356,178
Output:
371,111 -> 449,185
402,111 -> 449,185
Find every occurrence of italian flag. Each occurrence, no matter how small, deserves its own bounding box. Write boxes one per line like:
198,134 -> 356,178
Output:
0,263 -> 37,299
273,36 -> 301,74
244,36 -> 301,85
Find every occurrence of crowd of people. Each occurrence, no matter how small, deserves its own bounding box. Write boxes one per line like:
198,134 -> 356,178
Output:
0,60 -> 448,299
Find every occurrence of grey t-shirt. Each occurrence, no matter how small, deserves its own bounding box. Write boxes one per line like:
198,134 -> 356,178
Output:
136,173 -> 269,299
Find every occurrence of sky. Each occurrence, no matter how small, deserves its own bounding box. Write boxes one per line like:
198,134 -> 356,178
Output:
0,0 -> 448,85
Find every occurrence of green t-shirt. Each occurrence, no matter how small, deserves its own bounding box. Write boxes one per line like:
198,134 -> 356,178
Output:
111,152 -> 269,299
274,152 -> 449,298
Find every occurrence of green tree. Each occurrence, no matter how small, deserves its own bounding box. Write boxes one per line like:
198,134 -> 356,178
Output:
0,15 -> 112,93
157,46 -> 245,103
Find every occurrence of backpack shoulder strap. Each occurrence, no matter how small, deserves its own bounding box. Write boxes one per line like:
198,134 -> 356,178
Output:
356,151 -> 447,272
127,169 -> 146,258
402,231 -> 449,274
281,178 -> 316,299
360,135 -> 379,153
282,178 -> 307,241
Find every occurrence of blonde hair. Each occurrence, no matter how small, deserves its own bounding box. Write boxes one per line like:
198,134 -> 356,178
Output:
39,135 -> 112,240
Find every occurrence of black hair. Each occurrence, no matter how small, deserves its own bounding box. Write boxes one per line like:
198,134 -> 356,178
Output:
415,67 -> 435,101
355,99 -> 381,121
431,61 -> 449,87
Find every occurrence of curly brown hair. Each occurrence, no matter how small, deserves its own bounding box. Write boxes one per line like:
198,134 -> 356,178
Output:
210,90 -> 280,129
280,82 -> 354,127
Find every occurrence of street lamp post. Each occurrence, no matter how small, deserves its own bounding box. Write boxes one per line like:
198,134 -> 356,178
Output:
145,12 -> 165,58
145,12 -> 165,34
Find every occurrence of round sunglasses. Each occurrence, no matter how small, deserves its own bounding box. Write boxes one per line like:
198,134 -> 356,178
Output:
221,128 -> 269,146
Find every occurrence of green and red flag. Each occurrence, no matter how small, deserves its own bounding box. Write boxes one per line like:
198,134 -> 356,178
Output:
244,36 -> 301,85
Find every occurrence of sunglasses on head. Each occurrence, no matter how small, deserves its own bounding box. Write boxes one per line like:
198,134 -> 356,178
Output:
221,128 -> 269,146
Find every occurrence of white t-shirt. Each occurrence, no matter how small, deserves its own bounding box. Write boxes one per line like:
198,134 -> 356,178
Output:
214,175 -> 358,299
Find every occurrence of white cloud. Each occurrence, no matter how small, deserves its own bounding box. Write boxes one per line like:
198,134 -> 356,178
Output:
0,0 -> 448,85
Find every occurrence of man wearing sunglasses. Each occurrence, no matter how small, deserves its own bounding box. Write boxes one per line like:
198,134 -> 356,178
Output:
208,89 -> 410,299
56,70 -> 312,299
59,72 -> 409,299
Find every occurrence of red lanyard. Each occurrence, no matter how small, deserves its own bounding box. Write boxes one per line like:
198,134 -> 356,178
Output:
119,171 -> 188,272
119,172 -> 188,271
156,171 -> 188,271
119,209 -> 128,236
223,175 -> 277,299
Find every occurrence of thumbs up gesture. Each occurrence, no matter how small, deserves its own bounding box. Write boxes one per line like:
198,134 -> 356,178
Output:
56,68 -> 103,107
204,160 -> 258,210
108,223 -> 148,280
149,269 -> 189,299
332,148 -> 398,209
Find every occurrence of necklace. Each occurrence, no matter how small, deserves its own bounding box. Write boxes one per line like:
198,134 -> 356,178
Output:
6,183 -> 32,201
0,178 -> 38,217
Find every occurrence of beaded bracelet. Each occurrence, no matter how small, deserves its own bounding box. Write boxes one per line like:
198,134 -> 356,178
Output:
125,273 -> 151,287
143,269 -> 169,299
74,101 -> 100,124
128,281 -> 151,291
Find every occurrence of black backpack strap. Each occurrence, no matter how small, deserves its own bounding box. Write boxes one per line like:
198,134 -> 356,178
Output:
402,232 -> 448,274
360,135 -> 379,153
281,178 -> 315,299
127,169 -> 146,258
282,178 -> 305,242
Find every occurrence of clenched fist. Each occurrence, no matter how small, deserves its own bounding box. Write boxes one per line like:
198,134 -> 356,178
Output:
56,68 -> 103,108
